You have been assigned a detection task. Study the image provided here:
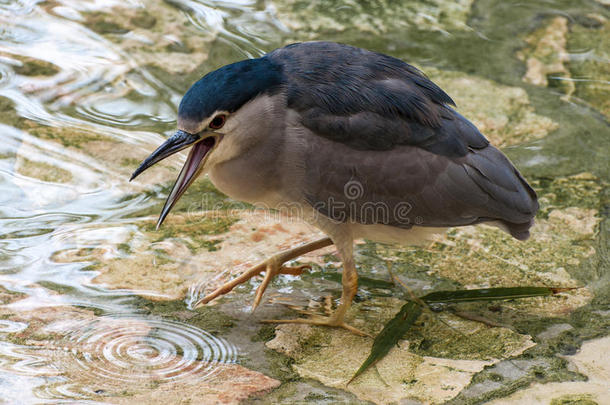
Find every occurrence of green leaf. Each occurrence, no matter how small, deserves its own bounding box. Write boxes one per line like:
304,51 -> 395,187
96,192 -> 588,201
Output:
349,286 -> 576,383
308,271 -> 395,289
421,286 -> 575,304
348,301 -> 422,384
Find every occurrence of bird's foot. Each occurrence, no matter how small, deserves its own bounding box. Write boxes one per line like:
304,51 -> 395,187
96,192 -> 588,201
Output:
193,255 -> 310,309
260,315 -> 371,337
193,237 -> 333,310
251,261 -> 311,310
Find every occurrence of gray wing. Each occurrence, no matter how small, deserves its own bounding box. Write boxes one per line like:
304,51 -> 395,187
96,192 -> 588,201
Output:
270,42 -> 538,239
268,41 -> 488,157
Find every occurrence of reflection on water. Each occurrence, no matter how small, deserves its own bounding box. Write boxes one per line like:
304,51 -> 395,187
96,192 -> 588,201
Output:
0,0 -> 607,402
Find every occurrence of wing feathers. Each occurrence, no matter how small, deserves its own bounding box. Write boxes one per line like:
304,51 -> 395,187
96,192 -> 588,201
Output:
273,42 -> 538,239
270,42 -> 491,157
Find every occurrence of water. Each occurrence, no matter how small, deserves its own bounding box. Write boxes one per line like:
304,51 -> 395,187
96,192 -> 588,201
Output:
55,315 -> 237,382
0,0 -> 607,403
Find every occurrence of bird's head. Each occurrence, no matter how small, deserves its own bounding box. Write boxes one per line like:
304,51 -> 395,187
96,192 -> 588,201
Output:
130,56 -> 283,228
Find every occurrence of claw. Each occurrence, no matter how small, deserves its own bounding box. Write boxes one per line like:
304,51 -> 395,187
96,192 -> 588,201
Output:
252,263 -> 275,311
278,264 -> 311,276
252,263 -> 312,311
191,237 -> 332,310
193,260 -> 266,308
192,260 -> 315,309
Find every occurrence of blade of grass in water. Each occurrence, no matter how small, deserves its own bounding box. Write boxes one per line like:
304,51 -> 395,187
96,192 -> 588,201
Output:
307,271 -> 395,289
421,287 -> 576,304
349,286 -> 574,384
348,301 -> 422,384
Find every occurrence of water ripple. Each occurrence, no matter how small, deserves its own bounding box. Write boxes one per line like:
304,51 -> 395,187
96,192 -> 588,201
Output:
61,315 -> 237,383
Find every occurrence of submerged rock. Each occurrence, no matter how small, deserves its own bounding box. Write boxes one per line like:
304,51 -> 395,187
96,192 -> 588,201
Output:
0,295 -> 279,403
517,13 -> 610,119
517,17 -> 573,96
270,0 -> 475,37
62,0 -> 216,75
110,364 -> 280,404
486,336 -> 610,405
14,156 -> 72,183
90,210 -> 329,301
567,13 -> 610,119
266,303 -> 534,404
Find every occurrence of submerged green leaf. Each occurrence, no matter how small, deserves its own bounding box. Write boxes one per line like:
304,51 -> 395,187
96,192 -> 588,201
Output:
348,301 -> 422,384
421,286 -> 575,304
349,286 -> 575,383
308,271 -> 395,289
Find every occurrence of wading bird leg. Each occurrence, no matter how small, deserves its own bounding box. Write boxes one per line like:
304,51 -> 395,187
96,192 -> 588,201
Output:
262,247 -> 371,337
194,237 -> 333,309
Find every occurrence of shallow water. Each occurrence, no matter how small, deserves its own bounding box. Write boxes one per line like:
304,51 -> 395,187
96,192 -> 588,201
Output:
0,0 -> 607,403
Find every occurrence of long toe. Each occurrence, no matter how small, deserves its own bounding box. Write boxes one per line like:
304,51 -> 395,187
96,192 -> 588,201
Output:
194,261 -> 312,309
260,316 -> 371,337
252,263 -> 311,310
192,237 -> 331,309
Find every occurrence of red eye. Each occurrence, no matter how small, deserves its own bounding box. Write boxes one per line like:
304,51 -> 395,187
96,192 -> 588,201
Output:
209,114 -> 226,129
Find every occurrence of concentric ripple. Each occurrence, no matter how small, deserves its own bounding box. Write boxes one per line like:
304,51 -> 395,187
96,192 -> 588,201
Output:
62,315 -> 237,384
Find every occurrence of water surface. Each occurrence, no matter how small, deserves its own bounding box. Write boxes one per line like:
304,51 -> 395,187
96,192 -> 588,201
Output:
0,0 -> 607,403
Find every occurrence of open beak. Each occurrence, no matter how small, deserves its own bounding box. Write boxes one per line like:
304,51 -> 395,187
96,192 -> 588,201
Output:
130,129 -> 216,229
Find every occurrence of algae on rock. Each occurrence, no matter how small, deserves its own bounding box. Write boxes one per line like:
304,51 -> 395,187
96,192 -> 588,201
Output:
427,68 -> 558,147
486,336 -> 610,405
3,54 -> 60,77
517,13 -> 610,119
77,0 -> 216,75
267,300 -> 535,405
517,17 -> 573,96
567,13 -> 610,119
270,0 -> 474,39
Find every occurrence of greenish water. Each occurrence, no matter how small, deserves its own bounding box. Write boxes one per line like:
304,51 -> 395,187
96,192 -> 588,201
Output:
0,0 -> 607,403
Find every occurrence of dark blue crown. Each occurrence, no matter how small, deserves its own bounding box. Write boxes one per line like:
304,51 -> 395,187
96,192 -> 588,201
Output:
178,57 -> 284,123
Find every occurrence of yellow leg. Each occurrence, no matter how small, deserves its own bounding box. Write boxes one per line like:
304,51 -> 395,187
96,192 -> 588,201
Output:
261,252 -> 370,337
193,237 -> 333,309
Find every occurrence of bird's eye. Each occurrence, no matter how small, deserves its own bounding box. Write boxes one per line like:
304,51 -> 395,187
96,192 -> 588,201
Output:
209,115 -> 226,129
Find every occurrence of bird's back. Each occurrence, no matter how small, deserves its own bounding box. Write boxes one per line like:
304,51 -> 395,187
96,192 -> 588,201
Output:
268,42 -> 538,240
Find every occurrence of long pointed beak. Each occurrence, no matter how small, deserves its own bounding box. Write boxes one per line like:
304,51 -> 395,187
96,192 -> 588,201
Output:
130,130 -> 216,229
130,130 -> 200,181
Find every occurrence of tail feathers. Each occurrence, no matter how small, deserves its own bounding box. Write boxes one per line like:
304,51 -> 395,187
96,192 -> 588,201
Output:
503,218 -> 535,240
462,146 -> 539,241
491,217 -> 535,240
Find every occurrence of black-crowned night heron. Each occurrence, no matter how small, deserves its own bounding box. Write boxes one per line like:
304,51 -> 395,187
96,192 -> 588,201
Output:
131,42 -> 538,335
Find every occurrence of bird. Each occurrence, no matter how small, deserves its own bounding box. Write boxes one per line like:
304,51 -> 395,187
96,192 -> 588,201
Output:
131,41 -> 538,335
